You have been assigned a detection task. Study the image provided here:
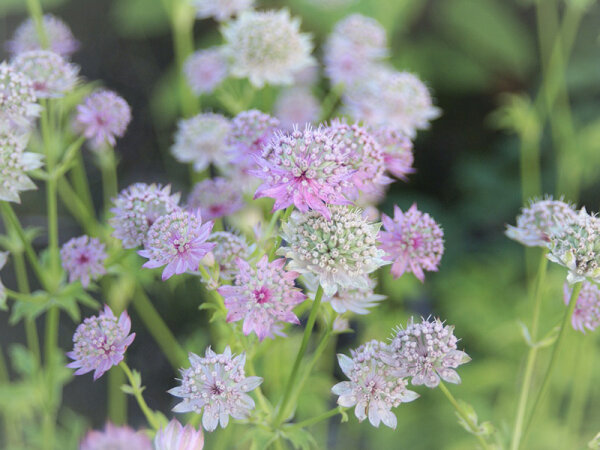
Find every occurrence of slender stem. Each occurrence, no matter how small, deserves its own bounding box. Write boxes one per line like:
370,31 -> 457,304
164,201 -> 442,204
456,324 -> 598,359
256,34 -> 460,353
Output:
438,381 -> 490,450
57,178 -> 102,236
70,152 -> 95,216
268,206 -> 293,261
108,368 -> 127,424
98,148 -> 118,216
44,308 -> 59,366
287,407 -> 346,431
522,281 -> 582,441
25,0 -> 48,47
319,83 -> 345,121
120,362 -> 160,430
170,0 -> 198,117
274,285 -> 324,426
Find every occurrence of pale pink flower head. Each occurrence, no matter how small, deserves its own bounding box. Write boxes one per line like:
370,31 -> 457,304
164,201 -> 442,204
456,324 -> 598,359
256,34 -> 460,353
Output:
0,62 -> 41,128
332,340 -> 418,429
564,281 -> 600,333
193,0 -> 253,21
385,317 -> 470,388
506,197 -> 577,247
7,14 -> 79,58
184,48 -> 228,95
307,275 -> 385,315
0,130 -> 44,203
67,305 -> 135,380
371,126 -> 415,181
11,50 -> 79,98
252,125 -> 354,219
110,183 -> 181,249
187,177 -> 243,220
227,109 -> 280,166
154,419 -> 204,450
379,204 -> 444,282
75,90 -> 132,150
218,255 -> 306,340
169,346 -> 263,431
208,231 -> 254,280
60,235 -> 107,288
274,87 -> 319,131
139,210 -> 215,280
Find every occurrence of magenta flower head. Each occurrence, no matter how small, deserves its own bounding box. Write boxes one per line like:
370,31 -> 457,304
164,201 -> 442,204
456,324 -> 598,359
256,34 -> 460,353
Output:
60,235 -> 107,288
7,14 -> 79,58
379,204 -> 444,282
385,317 -> 471,388
208,232 -> 254,280
184,48 -> 228,95
169,346 -> 263,431
252,125 -> 354,219
139,209 -> 215,280
80,423 -> 152,450
187,177 -> 243,221
332,340 -> 418,429
274,87 -> 320,131
218,255 -> 306,340
0,130 -> 44,203
371,126 -> 415,181
0,62 -> 41,128
110,183 -> 181,249
154,419 -> 204,450
506,197 -> 577,247
11,50 -> 79,98
564,281 -> 600,333
75,90 -> 132,150
67,305 -> 135,381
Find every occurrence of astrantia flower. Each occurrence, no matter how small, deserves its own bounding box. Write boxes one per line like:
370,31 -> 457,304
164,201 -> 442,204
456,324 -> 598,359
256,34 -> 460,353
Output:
171,113 -> 231,172
110,183 -> 181,249
187,177 -> 243,220
371,126 -> 415,181
75,90 -> 132,149
7,14 -> 79,58
184,48 -> 228,95
279,206 -> 387,296
307,275 -> 385,315
222,9 -> 314,87
344,69 -> 440,138
226,109 -> 279,170
332,340 -> 418,429
139,210 -> 215,280
252,125 -> 353,219
193,0 -> 253,21
169,346 -> 263,431
80,423 -> 152,450
11,50 -> 78,98
506,197 -> 577,247
67,305 -> 135,380
274,87 -> 319,131
0,62 -> 40,128
60,235 -> 107,288
154,419 -> 204,450
218,256 -> 306,340
564,281 -> 600,333
0,131 -> 44,203
208,232 -> 253,280
548,208 -> 600,285
385,317 -> 470,388
379,204 -> 444,282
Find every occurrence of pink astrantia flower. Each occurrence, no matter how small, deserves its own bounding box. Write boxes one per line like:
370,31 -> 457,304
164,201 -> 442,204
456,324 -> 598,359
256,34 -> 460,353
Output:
80,423 -> 152,450
60,235 -> 107,288
252,125 -> 354,219
67,305 -> 135,380
186,177 -> 244,220
75,90 -> 131,149
332,340 -> 418,429
169,346 -> 263,431
273,87 -> 319,131
218,256 -> 306,340
184,47 -> 228,95
371,126 -> 415,181
7,14 -> 79,58
208,232 -> 254,280
139,210 -> 215,280
154,419 -> 204,450
227,109 -> 279,166
564,281 -> 600,333
379,204 -> 444,282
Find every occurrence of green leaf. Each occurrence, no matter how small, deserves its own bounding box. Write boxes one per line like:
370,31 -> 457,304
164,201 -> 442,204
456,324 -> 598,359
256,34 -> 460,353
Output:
283,428 -> 318,450
121,384 -> 136,395
9,344 -> 38,377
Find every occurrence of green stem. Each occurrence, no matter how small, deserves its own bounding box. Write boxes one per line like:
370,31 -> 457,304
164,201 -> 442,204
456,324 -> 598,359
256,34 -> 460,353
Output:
70,152 -> 95,217
120,362 -> 160,430
98,148 -> 118,216
170,0 -> 198,117
25,0 -> 48,47
438,381 -> 491,450
274,285 -> 323,427
108,368 -> 127,425
319,83 -> 344,121
57,179 -> 102,237
522,281 -> 582,441
44,308 -> 59,366
268,206 -> 293,261
286,406 -> 346,431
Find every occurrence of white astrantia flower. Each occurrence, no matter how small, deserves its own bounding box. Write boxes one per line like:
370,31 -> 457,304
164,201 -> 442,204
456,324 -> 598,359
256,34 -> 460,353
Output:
11,50 -> 79,98
0,62 -> 41,129
221,9 -> 314,87
0,130 -> 44,203
305,275 -> 386,315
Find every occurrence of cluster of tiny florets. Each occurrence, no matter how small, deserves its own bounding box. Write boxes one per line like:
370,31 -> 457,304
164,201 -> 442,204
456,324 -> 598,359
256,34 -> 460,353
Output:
221,9 -> 314,87
184,48 -> 229,95
154,419 -> 204,450
80,423 -> 152,450
274,87 -> 320,131
187,177 -> 244,220
385,317 -> 471,388
0,62 -> 40,128
11,50 -> 79,98
171,113 -> 231,172
548,208 -> 600,284
227,109 -> 280,164
279,206 -> 387,296
218,256 -> 306,340
67,305 -> 135,380
379,204 -> 444,282
169,347 -> 263,431
332,340 -> 418,429
506,197 -> 577,247
110,183 -> 181,249
207,232 -> 254,280
7,14 -> 79,58
564,281 -> 600,333
0,131 -> 44,203
193,0 -> 254,21
371,126 -> 415,181
60,235 -> 107,288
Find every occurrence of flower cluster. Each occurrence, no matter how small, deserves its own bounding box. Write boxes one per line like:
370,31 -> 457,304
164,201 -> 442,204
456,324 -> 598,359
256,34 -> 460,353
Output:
80,423 -> 152,450
564,281 -> 600,333
0,131 -> 44,203
371,126 -> 415,181
184,48 -> 228,95
11,50 -> 79,98
60,235 -> 107,287
0,62 -> 41,129
207,231 -> 254,280
7,14 -> 79,57
226,109 -> 279,171
274,86 -> 320,130
154,419 -> 204,450
187,177 -> 244,220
